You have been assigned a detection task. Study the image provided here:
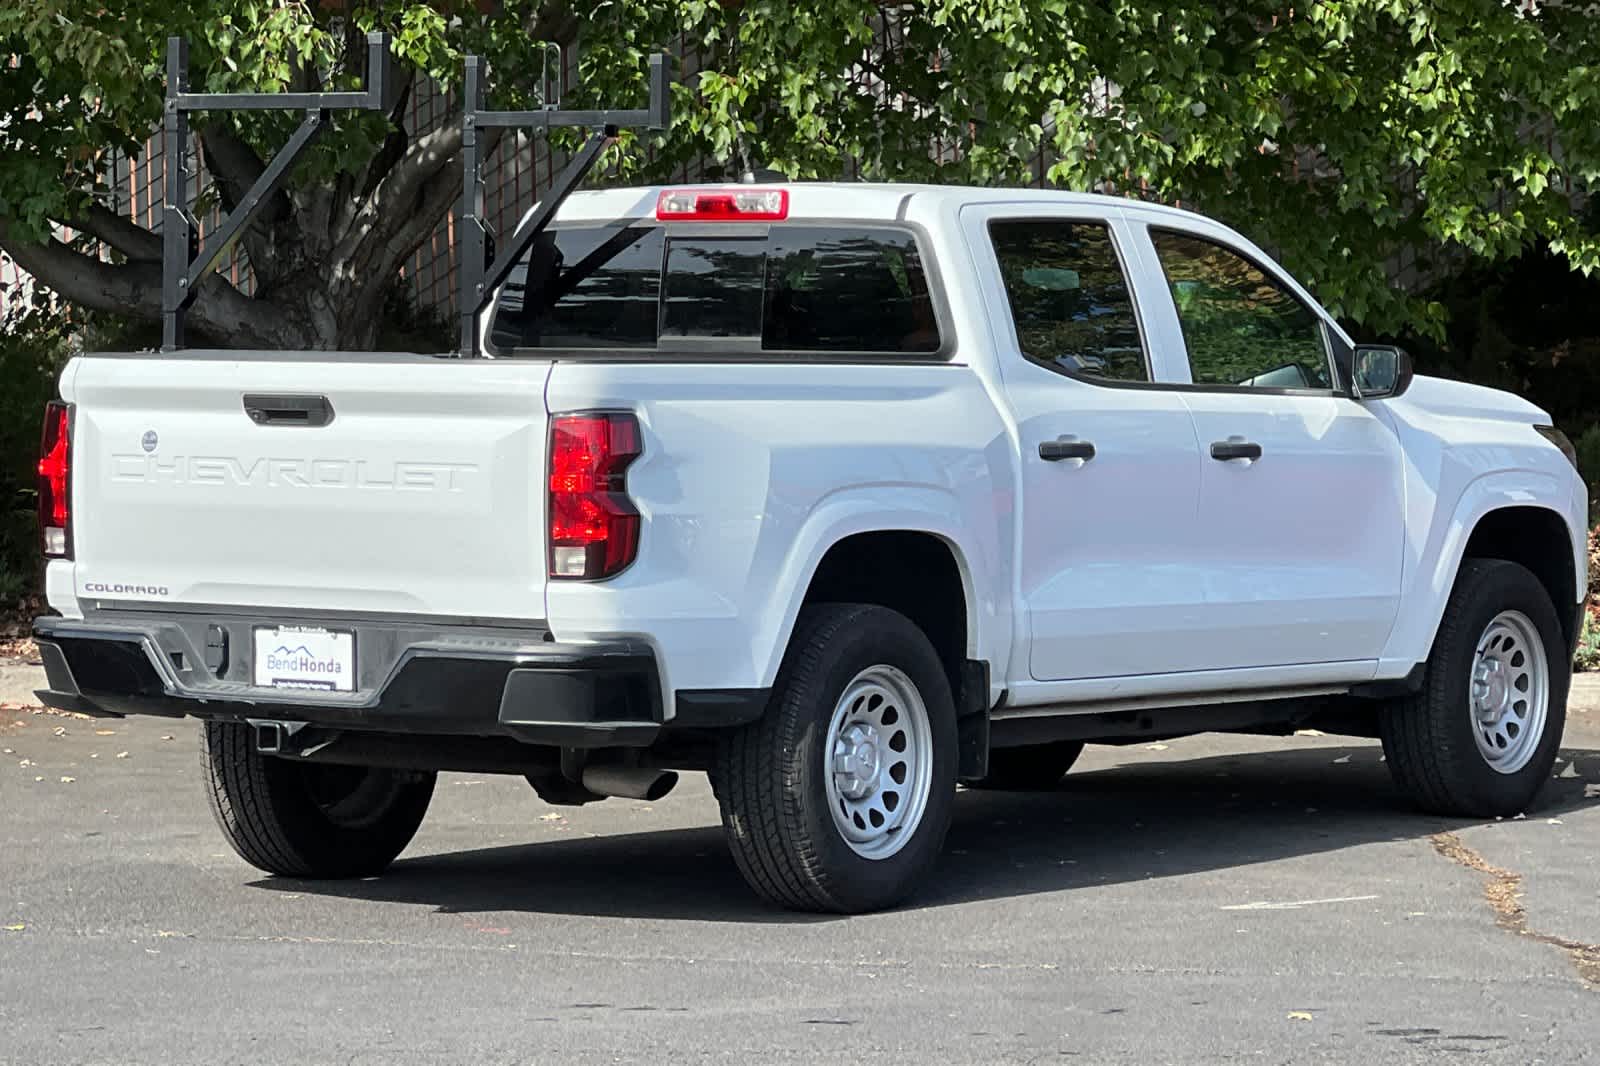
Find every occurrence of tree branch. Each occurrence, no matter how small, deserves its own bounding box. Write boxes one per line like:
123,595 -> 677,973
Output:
332,116 -> 467,267
64,204 -> 162,262
0,220 -> 161,318
360,69 -> 416,201
199,122 -> 292,283
0,219 -> 296,348
367,161 -> 462,284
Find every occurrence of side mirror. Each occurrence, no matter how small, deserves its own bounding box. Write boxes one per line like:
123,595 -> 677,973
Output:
1352,345 -> 1414,399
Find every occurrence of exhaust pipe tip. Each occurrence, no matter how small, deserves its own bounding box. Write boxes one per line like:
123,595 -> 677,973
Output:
580,765 -> 679,802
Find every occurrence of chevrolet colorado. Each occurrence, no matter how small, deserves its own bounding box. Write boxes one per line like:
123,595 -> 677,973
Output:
33,182 -> 1588,912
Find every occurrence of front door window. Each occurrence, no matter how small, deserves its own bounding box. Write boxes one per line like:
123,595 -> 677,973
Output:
1149,230 -> 1331,390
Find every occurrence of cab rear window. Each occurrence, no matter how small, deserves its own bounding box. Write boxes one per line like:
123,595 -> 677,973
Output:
488,223 -> 941,356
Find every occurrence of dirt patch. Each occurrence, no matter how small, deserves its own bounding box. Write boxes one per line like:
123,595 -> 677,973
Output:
0,635 -> 38,662
1431,831 -> 1600,987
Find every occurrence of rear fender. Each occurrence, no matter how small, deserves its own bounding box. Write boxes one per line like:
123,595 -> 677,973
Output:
755,487 -> 1003,693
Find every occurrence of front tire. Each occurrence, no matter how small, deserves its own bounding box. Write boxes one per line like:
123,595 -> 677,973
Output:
716,604 -> 957,913
1381,559 -> 1569,817
202,722 -> 435,878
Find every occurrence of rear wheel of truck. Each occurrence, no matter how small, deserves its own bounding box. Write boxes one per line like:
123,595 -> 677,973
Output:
201,722 -> 435,878
1381,559 -> 1569,818
716,604 -> 957,913
964,740 -> 1085,790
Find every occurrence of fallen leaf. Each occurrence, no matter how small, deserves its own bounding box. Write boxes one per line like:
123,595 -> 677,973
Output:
115,751 -> 129,759
89,753 -> 99,759
3,924 -> 23,932
161,735 -> 174,741
1546,818 -> 1563,825
33,776 -> 43,782
52,726 -> 66,736
1513,812 -> 1527,820
1332,755 -> 1351,764
18,758 -> 32,768
1294,729 -> 1326,737
1287,1011 -> 1314,1022
1,748 -> 11,754
59,776 -> 75,783
538,812 -> 563,821
94,729 -> 115,736
1144,743 -> 1169,751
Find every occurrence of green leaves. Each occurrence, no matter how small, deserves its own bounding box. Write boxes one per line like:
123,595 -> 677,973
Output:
3,0 -> 1598,347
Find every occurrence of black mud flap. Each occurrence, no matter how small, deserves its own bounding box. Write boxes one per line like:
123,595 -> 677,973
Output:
956,659 -> 992,780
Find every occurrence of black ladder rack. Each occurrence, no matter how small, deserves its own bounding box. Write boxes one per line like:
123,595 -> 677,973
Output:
157,34 -> 669,356
456,51 -> 670,356
160,32 -> 392,351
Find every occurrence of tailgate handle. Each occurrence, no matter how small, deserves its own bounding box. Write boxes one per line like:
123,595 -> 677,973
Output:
243,394 -> 334,428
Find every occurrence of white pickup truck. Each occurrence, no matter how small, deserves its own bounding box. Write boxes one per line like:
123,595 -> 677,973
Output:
34,183 -> 1588,913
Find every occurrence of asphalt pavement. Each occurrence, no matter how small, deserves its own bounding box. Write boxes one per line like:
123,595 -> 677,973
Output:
1,670 -> 1596,1065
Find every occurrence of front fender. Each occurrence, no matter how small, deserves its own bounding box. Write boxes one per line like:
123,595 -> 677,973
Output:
1379,467 -> 1583,671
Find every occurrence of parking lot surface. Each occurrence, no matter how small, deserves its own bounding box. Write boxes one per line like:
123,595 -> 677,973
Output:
2,680 -> 1596,1065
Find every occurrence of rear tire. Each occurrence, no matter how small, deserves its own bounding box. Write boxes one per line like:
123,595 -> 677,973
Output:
964,740 -> 1085,790
716,604 -> 957,913
1380,559 -> 1568,818
201,722 -> 435,878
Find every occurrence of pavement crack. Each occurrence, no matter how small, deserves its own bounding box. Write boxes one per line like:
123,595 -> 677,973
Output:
1430,831 -> 1600,988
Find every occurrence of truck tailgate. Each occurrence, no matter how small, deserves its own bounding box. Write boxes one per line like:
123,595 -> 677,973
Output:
63,355 -> 552,619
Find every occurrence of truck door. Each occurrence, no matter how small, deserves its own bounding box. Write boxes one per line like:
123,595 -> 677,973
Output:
963,203 -> 1210,682
1123,218 -> 1406,669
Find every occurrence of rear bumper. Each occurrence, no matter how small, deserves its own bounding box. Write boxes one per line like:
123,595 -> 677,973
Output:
34,613 -> 672,747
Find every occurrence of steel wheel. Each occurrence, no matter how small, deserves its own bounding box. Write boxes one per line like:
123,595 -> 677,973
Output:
1469,609 -> 1549,775
823,664 -> 934,860
716,604 -> 958,912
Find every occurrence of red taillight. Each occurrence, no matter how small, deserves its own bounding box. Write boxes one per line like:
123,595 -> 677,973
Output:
548,413 -> 642,580
655,187 -> 789,221
38,400 -> 72,558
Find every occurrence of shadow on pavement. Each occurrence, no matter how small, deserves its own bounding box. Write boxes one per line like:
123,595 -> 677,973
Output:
254,743 -> 1600,923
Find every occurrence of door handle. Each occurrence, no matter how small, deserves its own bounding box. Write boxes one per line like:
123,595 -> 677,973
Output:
1039,438 -> 1096,462
1210,440 -> 1262,462
243,394 -> 335,427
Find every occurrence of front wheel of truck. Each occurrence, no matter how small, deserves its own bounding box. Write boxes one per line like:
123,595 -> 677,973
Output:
1380,559 -> 1569,818
716,604 -> 957,913
201,722 -> 435,878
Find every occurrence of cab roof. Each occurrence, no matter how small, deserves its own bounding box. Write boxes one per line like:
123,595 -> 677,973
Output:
549,182 -> 1215,227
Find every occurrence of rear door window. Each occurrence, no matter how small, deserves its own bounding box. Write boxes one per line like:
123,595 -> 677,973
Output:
987,220 -> 1148,382
488,222 -> 940,356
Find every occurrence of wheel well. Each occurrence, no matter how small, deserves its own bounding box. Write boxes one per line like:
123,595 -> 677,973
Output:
803,531 -> 969,692
1462,506 -> 1578,644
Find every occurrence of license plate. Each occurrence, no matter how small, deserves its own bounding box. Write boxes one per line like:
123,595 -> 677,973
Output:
252,626 -> 355,692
